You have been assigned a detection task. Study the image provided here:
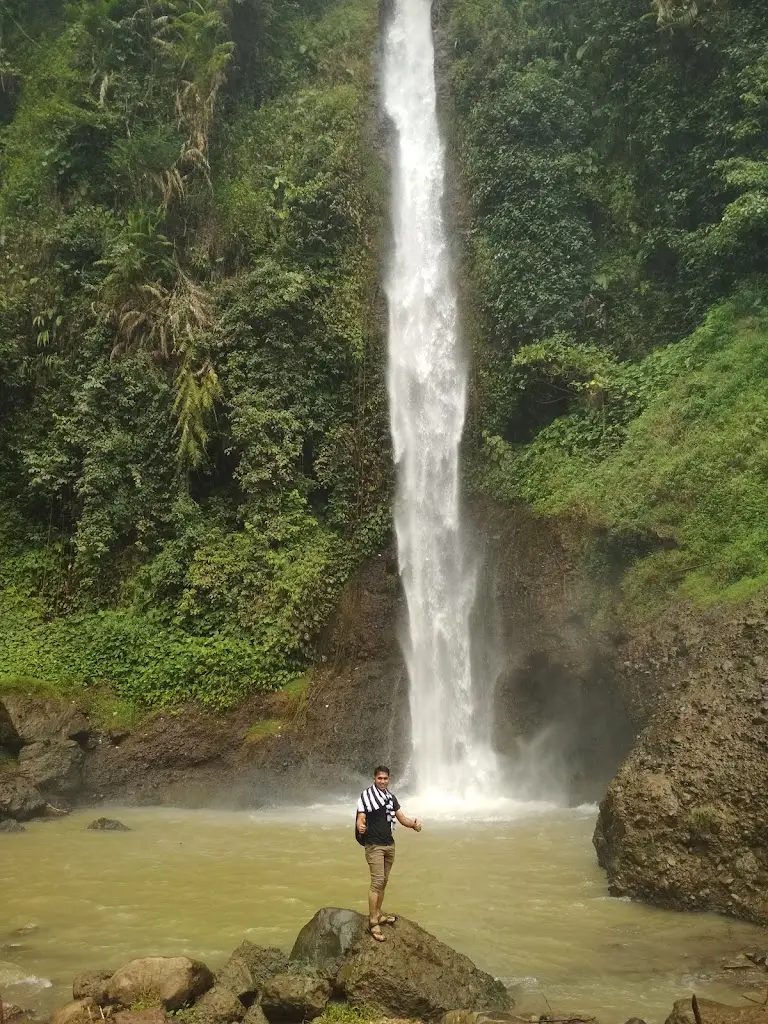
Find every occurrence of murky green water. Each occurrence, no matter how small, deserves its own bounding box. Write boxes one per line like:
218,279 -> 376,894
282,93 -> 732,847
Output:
1,806 -> 765,1024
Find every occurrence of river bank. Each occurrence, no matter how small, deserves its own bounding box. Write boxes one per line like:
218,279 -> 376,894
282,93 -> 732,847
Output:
3,808 -> 768,1024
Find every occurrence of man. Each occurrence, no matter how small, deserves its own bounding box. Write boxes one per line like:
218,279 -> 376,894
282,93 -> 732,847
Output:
356,764 -> 422,942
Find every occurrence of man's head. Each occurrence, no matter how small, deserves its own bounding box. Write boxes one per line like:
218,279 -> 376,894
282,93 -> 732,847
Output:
373,765 -> 391,790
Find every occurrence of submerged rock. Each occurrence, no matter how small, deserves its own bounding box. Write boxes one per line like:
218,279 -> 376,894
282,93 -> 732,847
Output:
87,818 -> 131,832
260,974 -> 331,1022
0,776 -> 46,822
336,915 -> 511,1021
290,909 -> 365,970
215,943 -> 288,1004
18,741 -> 83,797
0,819 -> 26,833
105,957 -> 213,1010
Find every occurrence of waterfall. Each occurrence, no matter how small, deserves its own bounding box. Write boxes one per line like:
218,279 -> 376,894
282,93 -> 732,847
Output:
383,0 -> 499,799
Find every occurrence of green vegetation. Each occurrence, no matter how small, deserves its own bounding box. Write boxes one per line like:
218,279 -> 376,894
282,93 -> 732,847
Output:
4,0 -> 768,712
0,0 -> 388,708
244,718 -> 283,743
441,0 -> 768,615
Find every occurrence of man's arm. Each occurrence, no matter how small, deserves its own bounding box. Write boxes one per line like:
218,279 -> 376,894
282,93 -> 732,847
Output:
356,811 -> 367,834
395,809 -> 422,832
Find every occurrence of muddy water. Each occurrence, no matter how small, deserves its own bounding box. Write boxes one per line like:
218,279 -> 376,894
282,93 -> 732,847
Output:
1,806 -> 765,1023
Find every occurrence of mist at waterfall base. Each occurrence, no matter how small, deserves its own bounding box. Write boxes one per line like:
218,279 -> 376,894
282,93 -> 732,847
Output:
382,0 -> 566,817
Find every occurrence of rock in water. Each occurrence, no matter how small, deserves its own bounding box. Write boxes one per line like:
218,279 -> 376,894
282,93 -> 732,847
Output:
337,916 -> 511,1021
87,818 -> 131,832
105,957 -> 213,1010
0,819 -> 26,833
18,741 -> 83,797
290,909 -> 366,969
215,943 -> 288,1004
0,776 -> 46,821
192,986 -> 246,1023
260,975 -> 331,1023
51,998 -> 99,1024
73,969 -> 113,1003
665,999 -> 768,1024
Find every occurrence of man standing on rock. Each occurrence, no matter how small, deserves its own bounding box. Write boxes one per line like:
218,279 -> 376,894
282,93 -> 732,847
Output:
356,765 -> 422,943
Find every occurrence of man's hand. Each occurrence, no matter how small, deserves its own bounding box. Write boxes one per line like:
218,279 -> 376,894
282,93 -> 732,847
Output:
413,818 -> 422,833
356,813 -> 367,834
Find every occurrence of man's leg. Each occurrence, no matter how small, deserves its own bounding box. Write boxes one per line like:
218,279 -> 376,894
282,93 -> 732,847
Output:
376,845 -> 396,921
365,845 -> 386,940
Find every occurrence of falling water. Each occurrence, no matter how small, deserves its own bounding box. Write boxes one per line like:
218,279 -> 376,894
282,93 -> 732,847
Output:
383,0 -> 500,800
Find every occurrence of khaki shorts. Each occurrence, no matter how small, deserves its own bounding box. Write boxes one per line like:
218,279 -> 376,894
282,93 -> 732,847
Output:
365,843 -> 396,893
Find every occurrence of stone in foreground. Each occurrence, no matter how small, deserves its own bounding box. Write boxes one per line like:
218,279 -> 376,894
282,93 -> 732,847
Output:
260,974 -> 331,1022
666,1000 -> 768,1024
290,908 -> 366,969
18,741 -> 83,797
192,985 -> 247,1023
215,943 -> 289,1004
337,915 -> 511,1021
105,957 -> 213,1010
51,998 -> 99,1024
87,818 -> 131,832
0,776 -> 46,822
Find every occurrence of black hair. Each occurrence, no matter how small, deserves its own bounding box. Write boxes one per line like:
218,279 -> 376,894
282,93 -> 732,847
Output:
373,765 -> 391,776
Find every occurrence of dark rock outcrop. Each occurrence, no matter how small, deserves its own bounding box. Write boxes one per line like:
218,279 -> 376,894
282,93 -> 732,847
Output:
2,697 -> 90,745
336,915 -> 511,1021
0,775 -> 46,821
594,606 -> 768,923
19,741 -> 83,796
105,957 -> 214,1010
87,818 -> 131,831
215,943 -> 289,1005
259,974 -> 331,1023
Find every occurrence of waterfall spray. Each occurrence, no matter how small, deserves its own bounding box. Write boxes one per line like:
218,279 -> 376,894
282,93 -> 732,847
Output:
383,0 -> 499,799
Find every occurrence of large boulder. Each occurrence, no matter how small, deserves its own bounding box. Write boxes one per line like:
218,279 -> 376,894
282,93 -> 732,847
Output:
0,775 -> 46,821
105,957 -> 213,1010
665,999 -> 768,1024
290,909 -> 365,970
259,975 -> 330,1023
18,741 -> 83,797
215,943 -> 289,1004
2,696 -> 90,745
73,970 -> 113,1004
192,986 -> 246,1023
337,916 -> 511,1021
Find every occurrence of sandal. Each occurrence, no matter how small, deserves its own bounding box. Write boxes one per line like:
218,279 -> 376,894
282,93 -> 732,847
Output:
378,914 -> 397,925
368,920 -> 386,942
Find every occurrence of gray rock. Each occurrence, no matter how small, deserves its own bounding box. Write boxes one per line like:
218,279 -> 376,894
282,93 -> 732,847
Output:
105,957 -> 213,1010
0,700 -> 21,751
242,1008 -> 269,1024
51,998 -> 99,1024
2,696 -> 90,745
87,818 -> 131,832
0,819 -> 26,833
290,909 -> 366,969
260,974 -> 330,1023
0,775 -> 47,821
215,943 -> 289,1005
337,915 -> 511,1021
18,741 -> 83,796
